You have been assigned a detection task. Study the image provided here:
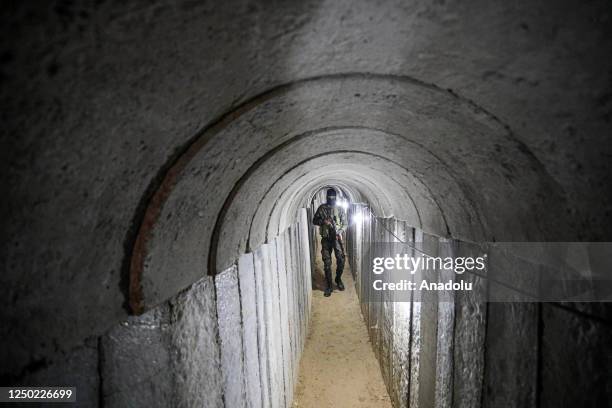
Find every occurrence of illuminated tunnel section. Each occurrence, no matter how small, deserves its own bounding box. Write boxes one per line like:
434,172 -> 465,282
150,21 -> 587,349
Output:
8,74 -> 609,408
132,75 -> 565,313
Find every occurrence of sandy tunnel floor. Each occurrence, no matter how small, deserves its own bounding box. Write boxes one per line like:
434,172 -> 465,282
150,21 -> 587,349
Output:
293,252 -> 392,408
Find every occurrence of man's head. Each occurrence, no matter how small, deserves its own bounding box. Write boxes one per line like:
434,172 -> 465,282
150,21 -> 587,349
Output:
326,188 -> 337,205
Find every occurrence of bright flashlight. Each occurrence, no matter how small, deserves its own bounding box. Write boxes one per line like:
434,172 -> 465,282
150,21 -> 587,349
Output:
352,210 -> 369,224
336,199 -> 349,210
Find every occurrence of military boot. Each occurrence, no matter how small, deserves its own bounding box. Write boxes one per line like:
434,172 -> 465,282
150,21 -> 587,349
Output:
324,266 -> 333,297
335,275 -> 345,291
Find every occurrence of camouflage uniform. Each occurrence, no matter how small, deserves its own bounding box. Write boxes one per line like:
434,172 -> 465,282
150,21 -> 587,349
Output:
312,203 -> 347,288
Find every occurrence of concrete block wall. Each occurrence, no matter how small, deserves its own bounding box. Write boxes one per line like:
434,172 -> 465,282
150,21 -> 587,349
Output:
3,3 -> 612,402
100,304 -> 175,407
346,205 -> 612,408
19,210 -> 313,408
100,276 -> 224,408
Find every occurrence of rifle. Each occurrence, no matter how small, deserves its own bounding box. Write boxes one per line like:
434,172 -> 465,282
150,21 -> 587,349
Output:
323,216 -> 337,241
327,213 -> 345,253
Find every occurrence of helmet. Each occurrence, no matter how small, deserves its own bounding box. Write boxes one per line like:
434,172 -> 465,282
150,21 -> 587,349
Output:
326,188 -> 337,203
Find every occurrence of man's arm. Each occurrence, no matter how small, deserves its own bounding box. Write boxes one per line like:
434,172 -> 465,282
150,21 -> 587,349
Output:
312,205 -> 325,226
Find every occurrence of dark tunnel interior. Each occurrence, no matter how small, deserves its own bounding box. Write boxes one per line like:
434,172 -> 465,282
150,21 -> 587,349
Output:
1,1 -> 611,407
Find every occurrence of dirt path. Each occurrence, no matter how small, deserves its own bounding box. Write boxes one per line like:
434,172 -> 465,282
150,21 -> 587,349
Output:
293,255 -> 392,408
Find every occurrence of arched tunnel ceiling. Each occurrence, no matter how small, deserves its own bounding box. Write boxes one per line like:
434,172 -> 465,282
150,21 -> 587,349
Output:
1,0 -> 610,378
260,161 -> 428,238
238,154 -> 446,253
135,74 -> 565,311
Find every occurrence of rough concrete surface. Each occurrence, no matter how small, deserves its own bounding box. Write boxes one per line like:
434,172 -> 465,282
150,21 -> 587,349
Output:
3,1 -> 612,377
451,241 -> 488,408
254,245 -> 272,408
482,302 -> 537,408
276,235 -> 294,407
540,304 -> 612,408
100,305 -> 173,408
170,276 -> 223,408
0,1 -> 611,407
216,266 -> 247,408
95,220 -> 315,408
23,338 -> 99,408
238,252 -> 264,408
265,241 -> 285,408
347,210 -> 610,408
434,240 -> 456,408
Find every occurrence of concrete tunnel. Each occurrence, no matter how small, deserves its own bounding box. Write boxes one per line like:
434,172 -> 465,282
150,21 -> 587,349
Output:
1,0 -> 611,407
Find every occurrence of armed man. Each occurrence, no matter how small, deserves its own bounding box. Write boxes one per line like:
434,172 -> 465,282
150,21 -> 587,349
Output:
312,188 -> 348,297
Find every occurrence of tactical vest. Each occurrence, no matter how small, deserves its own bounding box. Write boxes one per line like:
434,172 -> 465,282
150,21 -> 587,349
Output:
319,205 -> 341,239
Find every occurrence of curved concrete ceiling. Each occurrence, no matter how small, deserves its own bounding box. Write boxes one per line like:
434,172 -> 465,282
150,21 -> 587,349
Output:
1,0 -> 610,379
132,74 -> 564,312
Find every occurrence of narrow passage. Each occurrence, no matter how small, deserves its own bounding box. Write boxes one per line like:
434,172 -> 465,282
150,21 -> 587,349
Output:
293,256 -> 392,408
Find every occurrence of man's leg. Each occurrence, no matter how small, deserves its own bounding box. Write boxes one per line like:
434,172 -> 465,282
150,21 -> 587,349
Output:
333,239 -> 345,291
321,239 -> 333,296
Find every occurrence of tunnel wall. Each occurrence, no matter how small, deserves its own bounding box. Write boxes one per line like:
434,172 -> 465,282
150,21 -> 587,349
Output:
346,204 -> 612,408
18,210 -> 312,408
3,0 -> 612,389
